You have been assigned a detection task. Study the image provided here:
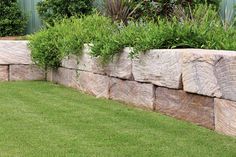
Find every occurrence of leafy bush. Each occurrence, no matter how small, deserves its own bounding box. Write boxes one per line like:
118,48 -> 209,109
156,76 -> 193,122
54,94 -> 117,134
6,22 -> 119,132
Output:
37,0 -> 93,25
29,4 -> 236,69
29,14 -> 116,68
0,0 -> 27,37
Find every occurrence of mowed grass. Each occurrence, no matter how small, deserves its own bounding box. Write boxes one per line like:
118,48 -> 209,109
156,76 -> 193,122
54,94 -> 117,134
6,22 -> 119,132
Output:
0,82 -> 235,157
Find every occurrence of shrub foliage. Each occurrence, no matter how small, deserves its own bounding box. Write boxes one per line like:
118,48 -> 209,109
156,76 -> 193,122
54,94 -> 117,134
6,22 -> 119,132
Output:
29,4 -> 236,69
0,0 -> 27,37
37,0 -> 93,24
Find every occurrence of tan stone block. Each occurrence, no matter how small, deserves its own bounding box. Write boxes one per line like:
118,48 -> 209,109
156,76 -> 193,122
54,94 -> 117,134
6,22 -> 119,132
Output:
77,71 -> 110,98
61,55 -> 78,69
0,66 -> 8,81
106,47 -> 132,79
132,49 -> 182,89
155,87 -> 214,129
77,44 -> 106,74
215,98 -> 236,136
52,68 -> 77,88
109,78 -> 154,109
182,49 -> 236,101
9,65 -> 45,81
0,41 -> 32,64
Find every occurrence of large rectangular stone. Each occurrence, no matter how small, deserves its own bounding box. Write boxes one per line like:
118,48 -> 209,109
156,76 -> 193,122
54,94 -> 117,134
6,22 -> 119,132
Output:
61,55 -> 78,69
109,78 -> 154,109
9,65 -> 45,81
182,49 -> 236,101
52,67 -> 77,88
132,49 -> 182,89
77,71 -> 110,98
106,47 -> 132,79
0,41 -> 32,64
155,87 -> 214,129
215,98 -> 236,136
0,66 -> 8,81
77,44 -> 106,74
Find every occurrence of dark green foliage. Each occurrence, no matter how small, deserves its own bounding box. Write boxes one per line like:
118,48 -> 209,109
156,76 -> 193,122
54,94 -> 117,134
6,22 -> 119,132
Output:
37,0 -> 93,25
93,0 -> 220,22
130,0 -> 220,21
0,0 -> 27,37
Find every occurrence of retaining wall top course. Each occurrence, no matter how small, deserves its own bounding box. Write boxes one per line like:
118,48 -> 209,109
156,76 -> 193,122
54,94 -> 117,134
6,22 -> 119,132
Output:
0,40 -> 32,65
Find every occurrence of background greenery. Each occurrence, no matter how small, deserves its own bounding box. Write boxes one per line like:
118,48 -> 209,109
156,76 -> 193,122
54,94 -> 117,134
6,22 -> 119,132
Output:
0,0 -> 27,37
37,0 -> 93,25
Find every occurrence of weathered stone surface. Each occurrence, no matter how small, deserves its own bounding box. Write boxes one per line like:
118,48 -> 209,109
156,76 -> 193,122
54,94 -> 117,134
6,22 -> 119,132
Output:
132,49 -> 182,89
0,40 -> 32,64
46,69 -> 53,82
77,44 -> 106,74
52,68 -> 77,88
0,66 -> 8,81
182,49 -> 236,101
9,65 -> 45,81
61,55 -> 78,69
155,87 -> 214,129
77,71 -> 109,98
109,78 -> 154,109
215,98 -> 236,136
106,47 -> 132,79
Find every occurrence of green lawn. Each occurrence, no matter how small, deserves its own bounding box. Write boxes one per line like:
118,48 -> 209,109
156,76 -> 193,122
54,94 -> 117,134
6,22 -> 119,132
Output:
0,82 -> 235,157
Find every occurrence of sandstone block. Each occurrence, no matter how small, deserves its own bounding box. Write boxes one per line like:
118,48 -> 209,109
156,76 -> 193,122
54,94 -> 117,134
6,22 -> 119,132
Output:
0,40 -> 32,64
52,68 -> 77,88
155,87 -> 214,129
61,55 -> 78,69
215,98 -> 236,136
77,71 -> 110,98
132,49 -> 182,89
77,44 -> 105,74
106,47 -> 132,79
9,65 -> 45,81
182,49 -> 236,101
46,69 -> 53,82
109,78 -> 154,109
0,66 -> 8,81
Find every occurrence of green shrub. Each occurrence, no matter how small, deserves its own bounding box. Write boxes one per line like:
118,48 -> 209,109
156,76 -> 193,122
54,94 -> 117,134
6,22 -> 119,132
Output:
29,14 -> 116,68
37,0 -> 93,25
29,4 -> 236,69
0,0 -> 27,37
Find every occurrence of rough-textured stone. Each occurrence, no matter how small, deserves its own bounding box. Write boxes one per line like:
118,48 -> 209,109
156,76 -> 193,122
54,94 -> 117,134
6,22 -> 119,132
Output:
106,47 -> 132,79
46,69 -> 53,82
77,44 -> 105,74
52,68 -> 77,88
61,55 -> 78,69
215,98 -> 236,136
182,49 -> 236,101
0,66 -> 8,81
155,87 -> 214,129
132,49 -> 182,89
77,71 -> 109,98
215,55 -> 236,101
9,65 -> 45,81
0,40 -> 32,64
109,78 -> 154,109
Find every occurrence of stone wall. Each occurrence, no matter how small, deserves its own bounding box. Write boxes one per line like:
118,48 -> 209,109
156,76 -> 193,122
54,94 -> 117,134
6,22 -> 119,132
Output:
0,41 -> 45,81
48,46 -> 236,137
1,41 -> 235,137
